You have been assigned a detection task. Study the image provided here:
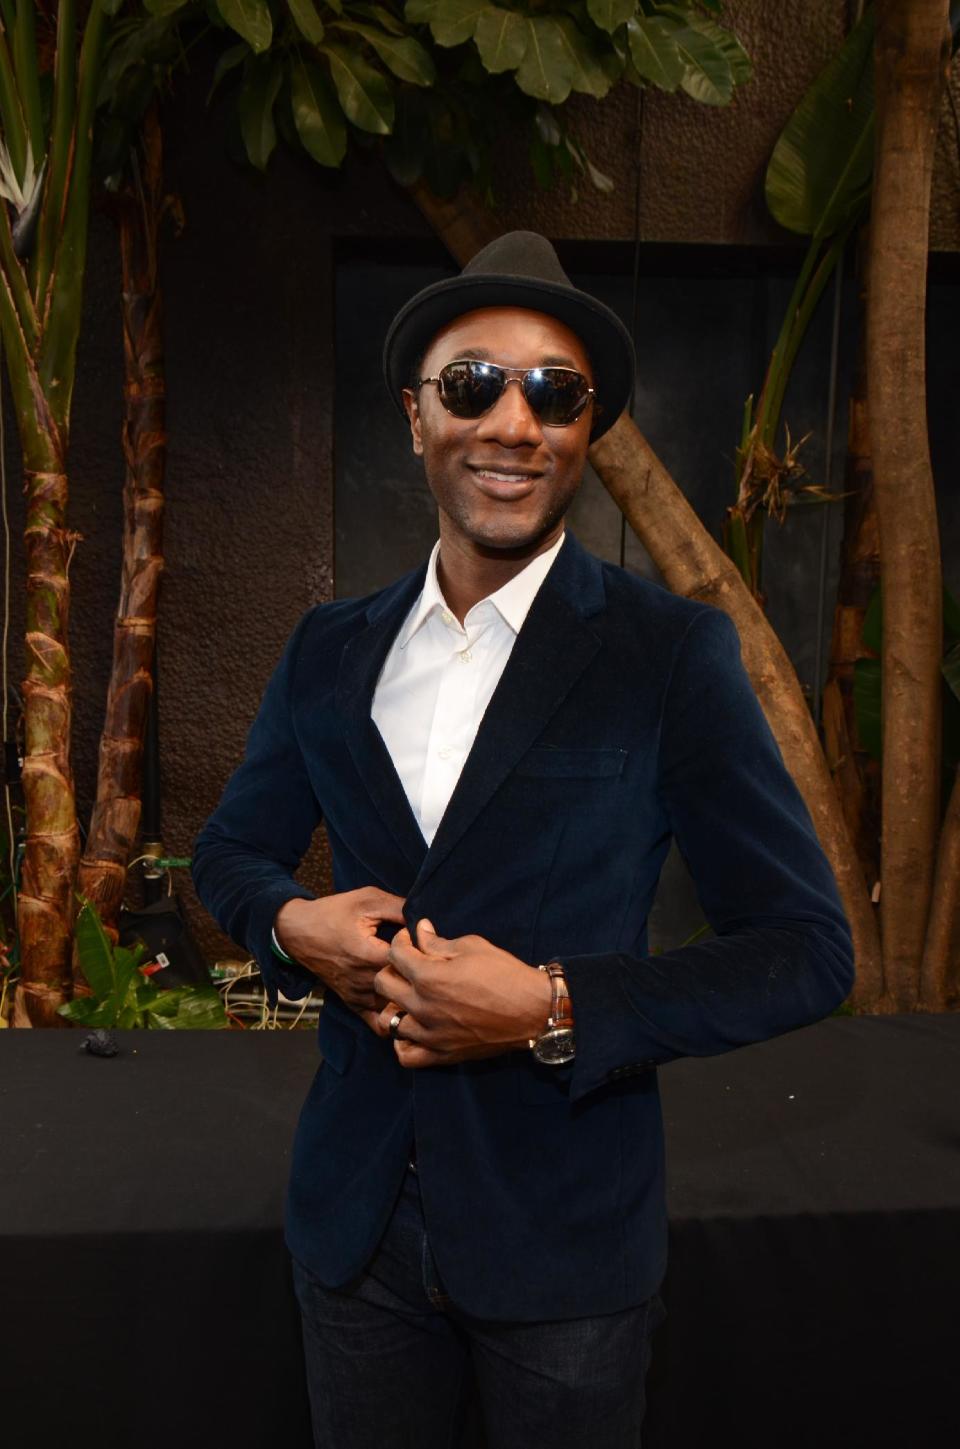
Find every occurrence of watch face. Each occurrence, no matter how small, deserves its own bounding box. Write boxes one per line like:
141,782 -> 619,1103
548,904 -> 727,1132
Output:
533,1028 -> 575,1065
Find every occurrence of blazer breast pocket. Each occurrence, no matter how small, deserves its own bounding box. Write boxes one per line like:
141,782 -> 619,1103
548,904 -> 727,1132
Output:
512,746 -> 628,779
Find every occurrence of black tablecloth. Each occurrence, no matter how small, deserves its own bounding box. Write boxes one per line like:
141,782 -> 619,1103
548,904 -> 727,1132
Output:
2,1015 -> 958,1448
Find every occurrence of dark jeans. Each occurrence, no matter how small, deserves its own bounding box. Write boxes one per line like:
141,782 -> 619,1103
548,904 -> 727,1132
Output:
291,1159 -> 666,1449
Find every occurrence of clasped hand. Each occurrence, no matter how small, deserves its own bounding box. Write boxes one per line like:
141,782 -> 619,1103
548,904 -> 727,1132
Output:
271,889 -> 550,1068
369,919 -> 551,1068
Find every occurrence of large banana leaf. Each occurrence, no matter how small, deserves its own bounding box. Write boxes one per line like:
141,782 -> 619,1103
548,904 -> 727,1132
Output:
765,6 -> 875,238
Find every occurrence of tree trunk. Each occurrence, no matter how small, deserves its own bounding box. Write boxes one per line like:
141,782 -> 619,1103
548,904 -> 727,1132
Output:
74,104 -> 173,983
866,0 -> 950,1010
405,177 -> 882,1007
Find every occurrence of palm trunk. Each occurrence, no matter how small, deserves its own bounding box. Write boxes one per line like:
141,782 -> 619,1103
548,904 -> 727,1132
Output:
405,179 -> 882,1007
866,0 -> 950,1011
74,103 -> 170,980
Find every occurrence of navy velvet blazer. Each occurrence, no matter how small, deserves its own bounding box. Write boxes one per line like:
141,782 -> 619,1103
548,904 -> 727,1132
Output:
192,528 -> 854,1321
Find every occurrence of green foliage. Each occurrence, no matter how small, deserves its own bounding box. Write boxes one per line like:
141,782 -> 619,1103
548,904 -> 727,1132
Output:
92,2 -> 750,204
765,6 -> 875,239
57,898 -> 228,1030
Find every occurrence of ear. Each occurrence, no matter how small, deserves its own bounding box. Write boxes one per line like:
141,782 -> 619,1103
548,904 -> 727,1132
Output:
401,387 -> 424,456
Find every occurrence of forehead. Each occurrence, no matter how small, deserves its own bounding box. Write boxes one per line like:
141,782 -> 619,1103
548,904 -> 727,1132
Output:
423,305 -> 591,375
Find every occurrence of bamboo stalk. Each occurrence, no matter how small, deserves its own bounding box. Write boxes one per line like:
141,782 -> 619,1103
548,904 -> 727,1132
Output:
13,459 -> 81,1027
866,0 -> 950,1010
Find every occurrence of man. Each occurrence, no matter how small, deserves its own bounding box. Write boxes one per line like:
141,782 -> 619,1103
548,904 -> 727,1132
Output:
192,231 -> 854,1448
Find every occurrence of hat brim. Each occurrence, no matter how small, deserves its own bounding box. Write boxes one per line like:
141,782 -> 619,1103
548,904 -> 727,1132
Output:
382,274 -> 635,442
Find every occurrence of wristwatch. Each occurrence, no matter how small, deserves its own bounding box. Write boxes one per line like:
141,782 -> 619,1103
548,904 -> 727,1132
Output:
529,962 -> 575,1065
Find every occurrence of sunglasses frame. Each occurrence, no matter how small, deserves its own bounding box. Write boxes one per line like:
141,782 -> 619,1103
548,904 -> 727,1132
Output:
416,358 -> 595,428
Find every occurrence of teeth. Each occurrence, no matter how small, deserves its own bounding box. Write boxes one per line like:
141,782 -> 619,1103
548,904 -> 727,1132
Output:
477,471 -> 534,482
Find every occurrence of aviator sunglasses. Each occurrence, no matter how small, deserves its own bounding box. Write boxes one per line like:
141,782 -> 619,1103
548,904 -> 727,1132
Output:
416,358 -> 595,427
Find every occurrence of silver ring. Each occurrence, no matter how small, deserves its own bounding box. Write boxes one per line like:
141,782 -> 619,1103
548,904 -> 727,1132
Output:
388,1011 -> 406,1040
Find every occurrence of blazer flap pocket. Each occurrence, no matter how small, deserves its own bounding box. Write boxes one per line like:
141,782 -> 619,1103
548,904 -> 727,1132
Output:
317,1006 -> 357,1075
513,746 -> 628,779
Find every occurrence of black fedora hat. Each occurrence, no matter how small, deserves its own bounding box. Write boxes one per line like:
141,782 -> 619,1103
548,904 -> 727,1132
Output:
382,230 -> 635,442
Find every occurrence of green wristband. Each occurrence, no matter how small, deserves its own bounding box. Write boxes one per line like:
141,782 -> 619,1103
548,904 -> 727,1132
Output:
270,925 -> 298,966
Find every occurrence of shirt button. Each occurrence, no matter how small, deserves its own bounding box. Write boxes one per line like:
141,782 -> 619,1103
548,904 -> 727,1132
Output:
441,610 -> 454,626
438,747 -> 453,759
460,650 -> 472,663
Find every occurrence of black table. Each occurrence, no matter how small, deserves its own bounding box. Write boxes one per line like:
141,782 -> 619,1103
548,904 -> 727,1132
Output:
2,1015 -> 958,1448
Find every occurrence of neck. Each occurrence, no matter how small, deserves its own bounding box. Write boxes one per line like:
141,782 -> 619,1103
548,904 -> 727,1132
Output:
435,522 -> 564,625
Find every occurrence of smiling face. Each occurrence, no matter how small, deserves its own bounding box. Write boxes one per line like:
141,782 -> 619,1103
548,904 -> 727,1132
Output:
401,305 -> 595,559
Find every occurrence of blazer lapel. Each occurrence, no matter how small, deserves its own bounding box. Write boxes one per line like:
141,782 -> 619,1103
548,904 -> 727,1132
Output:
334,563 -> 432,874
410,530 -> 605,896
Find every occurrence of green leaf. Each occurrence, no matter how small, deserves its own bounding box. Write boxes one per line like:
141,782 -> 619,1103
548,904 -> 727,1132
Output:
207,41 -> 249,106
554,15 -> 614,98
350,3 -> 407,35
73,899 -> 117,1001
58,995 -> 116,1027
586,0 -> 635,33
288,0 -> 326,46
765,7 -> 875,237
321,40 -> 395,133
290,57 -> 348,166
238,56 -> 283,168
145,987 -> 228,1030
142,0 -> 192,14
331,21 -> 436,85
657,14 -> 735,105
853,657 -> 881,761
516,17 -> 574,104
861,583 -> 882,655
405,0 -> 488,49
658,5 -> 751,85
474,8 -> 528,74
626,15 -> 684,91
216,0 -> 273,55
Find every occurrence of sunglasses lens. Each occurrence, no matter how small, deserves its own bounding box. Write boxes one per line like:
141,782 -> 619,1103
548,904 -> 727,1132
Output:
434,361 -> 591,425
437,361 -> 504,418
523,368 -> 591,425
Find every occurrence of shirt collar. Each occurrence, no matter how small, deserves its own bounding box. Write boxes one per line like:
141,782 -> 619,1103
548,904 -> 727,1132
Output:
398,529 -> 566,649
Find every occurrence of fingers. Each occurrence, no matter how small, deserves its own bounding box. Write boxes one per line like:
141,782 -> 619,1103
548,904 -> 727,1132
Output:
372,962 -> 416,1011
386,926 -> 422,981
361,887 -> 408,923
393,1037 -> 449,1069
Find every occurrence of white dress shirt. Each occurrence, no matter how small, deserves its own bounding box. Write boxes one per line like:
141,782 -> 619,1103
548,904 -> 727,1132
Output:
371,530 -> 566,845
271,529 -> 565,962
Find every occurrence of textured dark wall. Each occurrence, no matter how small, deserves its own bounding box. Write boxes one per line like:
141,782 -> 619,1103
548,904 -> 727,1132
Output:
1,5 -> 958,973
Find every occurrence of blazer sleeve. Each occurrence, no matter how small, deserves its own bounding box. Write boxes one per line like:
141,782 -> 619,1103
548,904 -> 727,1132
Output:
191,607 -> 324,1008
557,605 -> 856,1104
